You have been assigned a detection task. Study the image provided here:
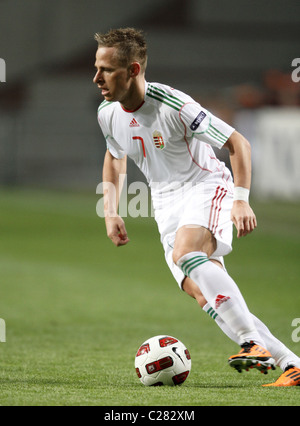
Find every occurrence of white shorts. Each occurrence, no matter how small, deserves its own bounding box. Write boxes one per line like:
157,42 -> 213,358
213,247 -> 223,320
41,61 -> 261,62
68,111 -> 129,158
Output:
153,175 -> 234,289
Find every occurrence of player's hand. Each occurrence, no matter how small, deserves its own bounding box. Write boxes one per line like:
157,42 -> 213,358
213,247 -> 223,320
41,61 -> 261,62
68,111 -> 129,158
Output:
231,200 -> 257,238
105,215 -> 130,247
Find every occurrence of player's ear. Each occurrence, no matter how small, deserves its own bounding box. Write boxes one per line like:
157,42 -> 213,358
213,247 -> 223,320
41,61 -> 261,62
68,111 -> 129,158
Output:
129,62 -> 141,78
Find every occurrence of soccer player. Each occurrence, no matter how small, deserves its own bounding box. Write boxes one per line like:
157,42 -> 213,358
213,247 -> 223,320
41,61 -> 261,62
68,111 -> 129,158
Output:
93,28 -> 300,387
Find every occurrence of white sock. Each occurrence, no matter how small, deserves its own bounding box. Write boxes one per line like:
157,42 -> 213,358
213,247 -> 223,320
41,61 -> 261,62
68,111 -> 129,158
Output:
177,252 -> 266,346
203,303 -> 300,371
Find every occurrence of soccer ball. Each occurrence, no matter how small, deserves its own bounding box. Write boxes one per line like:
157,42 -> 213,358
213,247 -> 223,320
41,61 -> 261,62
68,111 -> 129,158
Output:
135,335 -> 191,386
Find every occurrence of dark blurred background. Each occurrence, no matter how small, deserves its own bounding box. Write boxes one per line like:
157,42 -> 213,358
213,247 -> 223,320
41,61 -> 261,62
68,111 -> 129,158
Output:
0,0 -> 300,199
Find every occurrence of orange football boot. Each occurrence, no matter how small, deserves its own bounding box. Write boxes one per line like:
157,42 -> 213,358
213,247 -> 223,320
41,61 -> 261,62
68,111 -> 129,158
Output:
228,341 -> 276,374
263,366 -> 300,387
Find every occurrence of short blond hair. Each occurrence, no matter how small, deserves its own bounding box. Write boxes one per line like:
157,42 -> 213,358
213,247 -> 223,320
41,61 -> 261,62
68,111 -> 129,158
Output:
94,28 -> 148,72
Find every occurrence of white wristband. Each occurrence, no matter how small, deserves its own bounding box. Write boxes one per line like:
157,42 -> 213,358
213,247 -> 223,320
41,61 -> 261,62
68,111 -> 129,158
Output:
233,187 -> 250,203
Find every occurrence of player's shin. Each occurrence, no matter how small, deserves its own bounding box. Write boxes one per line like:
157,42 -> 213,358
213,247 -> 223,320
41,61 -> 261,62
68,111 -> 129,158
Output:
177,251 -> 265,347
203,303 -> 240,344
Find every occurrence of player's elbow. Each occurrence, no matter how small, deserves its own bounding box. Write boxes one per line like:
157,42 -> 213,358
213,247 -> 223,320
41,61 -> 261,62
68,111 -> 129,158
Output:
224,131 -> 251,156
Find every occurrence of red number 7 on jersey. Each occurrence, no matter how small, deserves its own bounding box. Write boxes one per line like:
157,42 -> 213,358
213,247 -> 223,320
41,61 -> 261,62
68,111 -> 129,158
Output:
132,136 -> 146,158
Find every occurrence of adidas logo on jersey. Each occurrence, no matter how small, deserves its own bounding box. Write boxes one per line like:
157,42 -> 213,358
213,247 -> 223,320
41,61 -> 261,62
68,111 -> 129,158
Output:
215,294 -> 231,310
129,118 -> 140,127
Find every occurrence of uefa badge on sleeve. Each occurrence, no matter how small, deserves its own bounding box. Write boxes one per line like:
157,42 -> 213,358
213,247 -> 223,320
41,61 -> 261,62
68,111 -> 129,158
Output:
153,130 -> 165,150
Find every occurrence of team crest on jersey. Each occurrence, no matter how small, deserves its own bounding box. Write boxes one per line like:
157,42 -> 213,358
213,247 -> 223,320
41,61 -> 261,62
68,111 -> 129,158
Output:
153,131 -> 165,150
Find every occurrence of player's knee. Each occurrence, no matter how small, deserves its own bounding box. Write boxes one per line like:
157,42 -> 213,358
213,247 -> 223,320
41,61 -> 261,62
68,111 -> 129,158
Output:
172,247 -> 188,265
172,226 -> 216,265
172,246 -> 210,265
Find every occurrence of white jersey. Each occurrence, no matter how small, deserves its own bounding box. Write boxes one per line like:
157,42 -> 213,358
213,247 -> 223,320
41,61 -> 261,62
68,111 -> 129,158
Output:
97,81 -> 235,208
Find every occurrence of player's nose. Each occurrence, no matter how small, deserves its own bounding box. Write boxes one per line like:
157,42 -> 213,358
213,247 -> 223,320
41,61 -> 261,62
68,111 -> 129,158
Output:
93,70 -> 103,85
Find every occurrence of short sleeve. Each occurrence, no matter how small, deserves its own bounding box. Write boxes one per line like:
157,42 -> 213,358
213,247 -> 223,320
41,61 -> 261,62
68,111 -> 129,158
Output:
179,102 -> 235,149
105,135 -> 126,159
97,105 -> 125,159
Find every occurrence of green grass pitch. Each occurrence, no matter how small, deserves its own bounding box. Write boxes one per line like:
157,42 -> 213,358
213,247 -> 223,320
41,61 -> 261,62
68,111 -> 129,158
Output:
0,188 -> 299,406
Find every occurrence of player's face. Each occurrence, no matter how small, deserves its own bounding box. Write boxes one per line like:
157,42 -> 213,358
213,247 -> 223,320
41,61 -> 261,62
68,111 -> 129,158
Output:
93,47 -> 131,103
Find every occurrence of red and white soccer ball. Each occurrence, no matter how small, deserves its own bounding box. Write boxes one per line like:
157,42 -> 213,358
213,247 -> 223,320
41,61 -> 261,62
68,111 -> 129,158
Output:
135,335 -> 191,386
